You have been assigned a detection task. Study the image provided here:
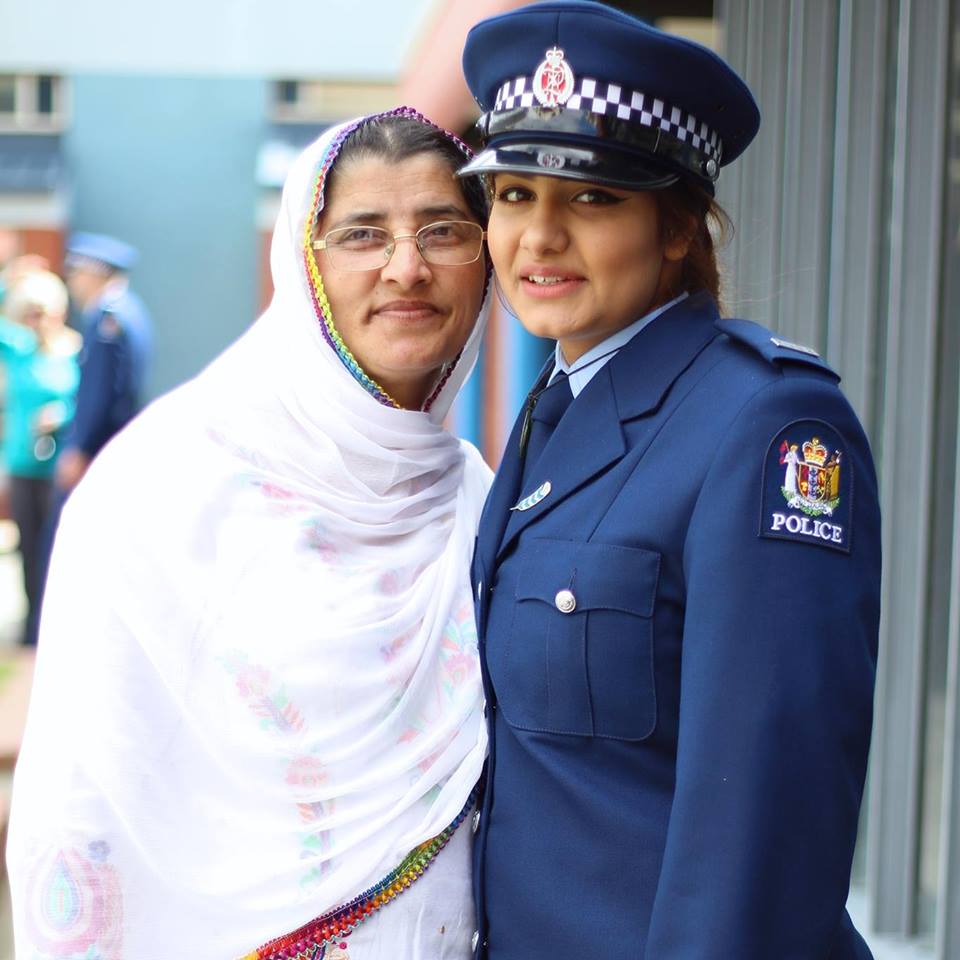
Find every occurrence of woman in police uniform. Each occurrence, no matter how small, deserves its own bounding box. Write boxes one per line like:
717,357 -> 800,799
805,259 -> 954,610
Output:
459,3 -> 880,958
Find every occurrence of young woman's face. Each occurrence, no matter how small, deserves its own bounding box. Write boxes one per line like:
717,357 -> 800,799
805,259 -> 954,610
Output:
315,153 -> 486,410
487,173 -> 688,364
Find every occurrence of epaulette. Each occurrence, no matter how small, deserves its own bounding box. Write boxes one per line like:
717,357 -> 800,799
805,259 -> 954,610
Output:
716,317 -> 839,381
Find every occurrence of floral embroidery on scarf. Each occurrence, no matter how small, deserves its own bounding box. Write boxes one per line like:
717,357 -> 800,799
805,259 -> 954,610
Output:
223,653 -> 306,736
376,565 -> 433,662
24,841 -> 123,960
221,652 -> 334,885
238,474 -> 345,561
253,479 -> 298,503
395,597 -> 479,751
302,517 -> 340,562
377,569 -> 404,596
440,600 -> 480,691
379,624 -> 418,664
246,475 -> 312,518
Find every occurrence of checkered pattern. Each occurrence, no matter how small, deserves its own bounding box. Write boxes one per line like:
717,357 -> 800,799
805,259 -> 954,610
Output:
493,75 -> 722,159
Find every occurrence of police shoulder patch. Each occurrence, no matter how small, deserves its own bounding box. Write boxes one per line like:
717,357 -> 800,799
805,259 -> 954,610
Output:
759,418 -> 852,553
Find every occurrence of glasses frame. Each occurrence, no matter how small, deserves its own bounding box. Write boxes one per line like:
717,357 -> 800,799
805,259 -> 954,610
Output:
311,219 -> 487,272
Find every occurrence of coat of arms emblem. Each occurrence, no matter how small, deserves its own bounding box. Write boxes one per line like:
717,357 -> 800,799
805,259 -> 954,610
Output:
779,435 -> 842,517
533,47 -> 575,108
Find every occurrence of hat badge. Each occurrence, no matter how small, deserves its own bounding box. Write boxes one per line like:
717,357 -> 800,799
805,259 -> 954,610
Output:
533,47 -> 575,108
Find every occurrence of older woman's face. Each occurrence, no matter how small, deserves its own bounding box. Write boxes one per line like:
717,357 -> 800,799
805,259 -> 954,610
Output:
315,153 -> 486,410
487,173 -> 688,364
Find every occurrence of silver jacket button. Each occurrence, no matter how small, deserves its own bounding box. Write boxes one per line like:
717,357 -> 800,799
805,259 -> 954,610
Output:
471,930 -> 480,952
555,589 -> 577,614
472,809 -> 481,833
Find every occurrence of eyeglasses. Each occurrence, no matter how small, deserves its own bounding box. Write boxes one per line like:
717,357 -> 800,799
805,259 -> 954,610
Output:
312,220 -> 486,272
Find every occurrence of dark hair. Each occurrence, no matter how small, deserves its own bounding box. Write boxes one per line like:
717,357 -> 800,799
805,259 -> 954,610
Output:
655,180 -> 731,310
330,116 -> 489,225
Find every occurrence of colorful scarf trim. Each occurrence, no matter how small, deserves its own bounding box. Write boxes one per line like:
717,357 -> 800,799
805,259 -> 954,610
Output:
240,784 -> 479,960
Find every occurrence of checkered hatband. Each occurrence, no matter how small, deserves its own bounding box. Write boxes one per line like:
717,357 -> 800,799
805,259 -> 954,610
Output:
493,75 -> 722,160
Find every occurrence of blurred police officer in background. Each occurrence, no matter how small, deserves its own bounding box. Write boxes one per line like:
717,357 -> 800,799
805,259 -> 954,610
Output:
58,232 -> 153,493
32,232 -> 153,623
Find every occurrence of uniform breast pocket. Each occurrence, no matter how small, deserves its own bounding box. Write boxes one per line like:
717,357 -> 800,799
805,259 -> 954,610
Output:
498,538 -> 660,741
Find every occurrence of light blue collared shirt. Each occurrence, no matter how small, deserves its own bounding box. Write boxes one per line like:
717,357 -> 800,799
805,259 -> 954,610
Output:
550,292 -> 689,397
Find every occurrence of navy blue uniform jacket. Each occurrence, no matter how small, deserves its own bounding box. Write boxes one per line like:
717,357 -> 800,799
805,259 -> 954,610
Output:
471,292 -> 879,959
68,285 -> 152,459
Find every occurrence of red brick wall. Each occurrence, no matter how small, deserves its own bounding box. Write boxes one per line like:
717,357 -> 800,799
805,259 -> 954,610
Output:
13,228 -> 65,273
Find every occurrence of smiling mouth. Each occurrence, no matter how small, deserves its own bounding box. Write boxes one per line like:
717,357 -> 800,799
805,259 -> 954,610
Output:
520,272 -> 585,296
375,300 -> 441,317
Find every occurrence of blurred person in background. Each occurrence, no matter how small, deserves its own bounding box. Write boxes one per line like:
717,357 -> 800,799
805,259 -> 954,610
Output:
7,108 -> 492,960
0,268 -> 80,646
0,246 -> 51,302
57,231 -> 153,494
32,232 -> 154,611
0,244 -> 50,523
460,2 -> 880,958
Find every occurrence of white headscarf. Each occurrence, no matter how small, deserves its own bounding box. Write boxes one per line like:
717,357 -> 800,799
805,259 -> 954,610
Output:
7,110 -> 492,960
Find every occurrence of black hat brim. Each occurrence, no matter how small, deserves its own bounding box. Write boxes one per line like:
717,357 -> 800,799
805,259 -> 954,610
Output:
458,142 -> 679,191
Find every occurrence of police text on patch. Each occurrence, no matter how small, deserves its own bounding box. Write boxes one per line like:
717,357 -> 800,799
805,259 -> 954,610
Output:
769,511 -> 844,544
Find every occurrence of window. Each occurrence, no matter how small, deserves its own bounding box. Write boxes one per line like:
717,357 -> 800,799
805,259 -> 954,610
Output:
0,76 -> 16,114
270,80 -> 395,123
0,74 -> 66,131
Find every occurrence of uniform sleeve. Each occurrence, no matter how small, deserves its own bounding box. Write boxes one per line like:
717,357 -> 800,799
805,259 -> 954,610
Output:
68,315 -> 132,456
644,372 -> 880,959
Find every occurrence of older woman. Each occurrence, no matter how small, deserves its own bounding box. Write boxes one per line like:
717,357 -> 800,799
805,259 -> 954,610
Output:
0,269 -> 80,645
7,109 -> 491,960
461,3 -> 880,959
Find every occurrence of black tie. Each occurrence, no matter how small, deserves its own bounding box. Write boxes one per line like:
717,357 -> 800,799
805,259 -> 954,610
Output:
520,371 -> 573,488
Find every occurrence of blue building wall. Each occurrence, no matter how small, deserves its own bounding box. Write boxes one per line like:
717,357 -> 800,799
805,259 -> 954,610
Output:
449,354 -> 484,448
504,309 -> 553,429
65,75 -> 267,398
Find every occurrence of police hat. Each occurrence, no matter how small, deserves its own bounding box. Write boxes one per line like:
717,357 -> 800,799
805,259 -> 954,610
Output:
459,0 -> 760,192
65,232 -> 139,273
